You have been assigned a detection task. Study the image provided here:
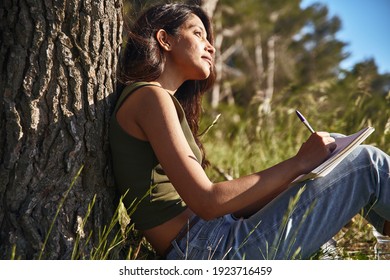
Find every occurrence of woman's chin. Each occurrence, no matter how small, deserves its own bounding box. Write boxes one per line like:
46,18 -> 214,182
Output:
197,69 -> 212,80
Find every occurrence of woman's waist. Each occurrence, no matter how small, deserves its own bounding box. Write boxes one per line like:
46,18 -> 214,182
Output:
143,208 -> 196,256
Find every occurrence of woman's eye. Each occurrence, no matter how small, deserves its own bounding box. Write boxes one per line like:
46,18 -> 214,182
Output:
194,31 -> 202,37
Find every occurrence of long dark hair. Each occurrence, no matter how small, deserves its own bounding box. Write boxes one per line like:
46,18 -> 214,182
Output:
118,3 -> 216,168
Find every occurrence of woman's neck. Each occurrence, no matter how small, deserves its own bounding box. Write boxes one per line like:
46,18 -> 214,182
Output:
151,79 -> 178,95
154,61 -> 189,95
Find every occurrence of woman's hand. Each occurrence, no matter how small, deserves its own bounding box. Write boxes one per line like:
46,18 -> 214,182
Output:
295,132 -> 337,174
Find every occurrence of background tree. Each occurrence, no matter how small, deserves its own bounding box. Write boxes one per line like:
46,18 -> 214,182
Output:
0,0 -> 122,259
289,3 -> 348,85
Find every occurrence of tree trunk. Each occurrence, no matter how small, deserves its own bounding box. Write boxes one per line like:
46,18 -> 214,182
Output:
260,34 -> 276,116
211,16 -> 223,108
0,0 -> 123,259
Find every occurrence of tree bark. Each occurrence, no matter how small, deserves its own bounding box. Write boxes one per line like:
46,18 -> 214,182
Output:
0,0 -> 123,259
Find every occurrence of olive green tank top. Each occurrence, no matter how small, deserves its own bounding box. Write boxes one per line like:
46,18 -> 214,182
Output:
109,82 -> 202,230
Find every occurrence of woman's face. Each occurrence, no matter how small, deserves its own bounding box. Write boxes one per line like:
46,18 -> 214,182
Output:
167,14 -> 215,81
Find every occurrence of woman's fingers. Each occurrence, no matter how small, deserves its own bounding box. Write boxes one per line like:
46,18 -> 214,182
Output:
317,132 -> 337,153
296,131 -> 337,173
327,141 -> 337,153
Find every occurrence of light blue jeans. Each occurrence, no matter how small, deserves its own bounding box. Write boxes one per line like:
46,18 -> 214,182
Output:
166,145 -> 390,259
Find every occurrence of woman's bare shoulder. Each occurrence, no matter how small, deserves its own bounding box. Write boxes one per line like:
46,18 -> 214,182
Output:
126,85 -> 175,113
116,84 -> 177,140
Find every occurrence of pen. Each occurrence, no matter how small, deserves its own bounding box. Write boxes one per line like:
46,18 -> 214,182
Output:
295,110 -> 315,133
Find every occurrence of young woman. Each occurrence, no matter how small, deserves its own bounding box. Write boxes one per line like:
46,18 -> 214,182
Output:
109,3 -> 390,259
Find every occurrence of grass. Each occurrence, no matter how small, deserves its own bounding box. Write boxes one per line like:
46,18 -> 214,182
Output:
69,191 -> 160,260
39,165 -> 84,260
68,101 -> 384,260
29,86 -> 390,260
196,94 -> 388,260
68,181 -> 378,260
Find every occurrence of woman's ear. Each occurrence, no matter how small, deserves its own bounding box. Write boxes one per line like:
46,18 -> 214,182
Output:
156,29 -> 172,51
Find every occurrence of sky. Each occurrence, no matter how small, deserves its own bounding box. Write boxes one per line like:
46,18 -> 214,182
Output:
300,0 -> 390,74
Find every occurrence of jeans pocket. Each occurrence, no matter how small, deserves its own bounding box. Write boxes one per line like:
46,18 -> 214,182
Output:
197,217 -> 224,240
167,216 -> 232,260
166,239 -> 202,260
166,240 -> 185,259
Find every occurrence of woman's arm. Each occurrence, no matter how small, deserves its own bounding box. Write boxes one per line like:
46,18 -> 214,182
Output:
117,86 -> 336,220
